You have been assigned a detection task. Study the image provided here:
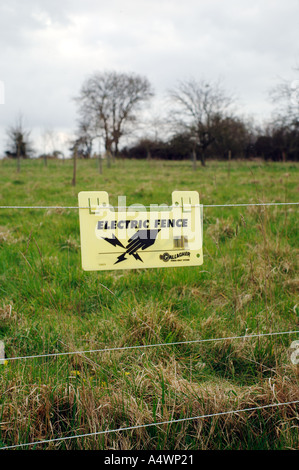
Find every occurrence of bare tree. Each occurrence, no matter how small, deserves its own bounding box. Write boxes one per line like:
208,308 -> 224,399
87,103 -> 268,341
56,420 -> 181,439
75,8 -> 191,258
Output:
41,128 -> 55,166
168,78 -> 233,166
73,117 -> 96,159
5,115 -> 33,172
268,67 -> 299,161
75,71 -> 154,167
270,67 -> 299,129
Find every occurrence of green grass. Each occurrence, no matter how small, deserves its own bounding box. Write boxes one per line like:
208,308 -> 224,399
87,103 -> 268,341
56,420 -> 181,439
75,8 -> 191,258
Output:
0,157 -> 298,450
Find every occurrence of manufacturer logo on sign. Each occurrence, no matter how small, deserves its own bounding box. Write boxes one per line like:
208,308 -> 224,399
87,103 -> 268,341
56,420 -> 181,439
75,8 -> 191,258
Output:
160,252 -> 191,262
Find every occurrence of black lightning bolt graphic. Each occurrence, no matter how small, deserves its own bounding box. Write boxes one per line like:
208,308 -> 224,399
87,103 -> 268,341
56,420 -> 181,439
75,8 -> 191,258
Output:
102,234 -> 125,249
101,230 -> 160,264
114,229 -> 160,264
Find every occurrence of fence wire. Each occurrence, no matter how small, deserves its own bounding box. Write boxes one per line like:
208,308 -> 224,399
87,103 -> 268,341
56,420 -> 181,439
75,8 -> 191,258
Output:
3,329 -> 299,362
0,201 -> 299,210
0,400 -> 298,450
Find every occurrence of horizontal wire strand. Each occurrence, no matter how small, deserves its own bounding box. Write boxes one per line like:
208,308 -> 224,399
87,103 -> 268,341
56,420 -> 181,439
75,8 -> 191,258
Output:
1,400 -> 298,450
0,202 -> 299,210
4,329 -> 299,362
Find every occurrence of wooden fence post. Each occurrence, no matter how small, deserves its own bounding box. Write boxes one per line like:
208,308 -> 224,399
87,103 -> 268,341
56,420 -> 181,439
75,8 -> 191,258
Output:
72,146 -> 77,186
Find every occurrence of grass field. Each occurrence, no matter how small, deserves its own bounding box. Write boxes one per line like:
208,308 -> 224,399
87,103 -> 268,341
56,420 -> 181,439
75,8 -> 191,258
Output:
0,157 -> 298,450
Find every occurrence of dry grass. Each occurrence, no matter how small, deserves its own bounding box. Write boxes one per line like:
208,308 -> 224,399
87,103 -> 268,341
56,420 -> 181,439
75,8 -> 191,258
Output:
0,362 -> 298,450
0,158 -> 298,450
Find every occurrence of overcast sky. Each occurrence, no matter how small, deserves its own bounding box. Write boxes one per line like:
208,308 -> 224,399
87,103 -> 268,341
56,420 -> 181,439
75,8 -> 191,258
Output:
0,0 -> 298,156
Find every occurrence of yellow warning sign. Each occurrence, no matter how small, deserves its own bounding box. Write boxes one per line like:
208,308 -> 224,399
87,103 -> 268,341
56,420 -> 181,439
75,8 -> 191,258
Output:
78,191 -> 203,271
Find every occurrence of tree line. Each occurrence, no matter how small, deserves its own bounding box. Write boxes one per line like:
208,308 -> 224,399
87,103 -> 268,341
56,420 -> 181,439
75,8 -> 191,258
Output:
4,68 -> 299,170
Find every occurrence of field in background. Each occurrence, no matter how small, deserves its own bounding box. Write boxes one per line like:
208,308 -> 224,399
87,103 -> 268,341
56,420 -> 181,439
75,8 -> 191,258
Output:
0,158 -> 298,450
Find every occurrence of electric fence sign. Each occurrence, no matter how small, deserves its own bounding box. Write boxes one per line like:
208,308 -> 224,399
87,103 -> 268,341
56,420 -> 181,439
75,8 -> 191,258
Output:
78,191 -> 203,271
